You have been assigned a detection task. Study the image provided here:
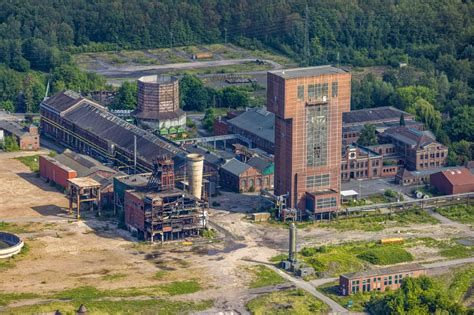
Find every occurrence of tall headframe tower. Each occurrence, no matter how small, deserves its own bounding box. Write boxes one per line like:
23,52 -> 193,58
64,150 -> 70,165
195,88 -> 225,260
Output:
267,66 -> 351,219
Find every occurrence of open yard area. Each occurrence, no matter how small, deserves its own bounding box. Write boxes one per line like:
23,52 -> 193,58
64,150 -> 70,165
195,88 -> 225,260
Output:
435,205 -> 474,228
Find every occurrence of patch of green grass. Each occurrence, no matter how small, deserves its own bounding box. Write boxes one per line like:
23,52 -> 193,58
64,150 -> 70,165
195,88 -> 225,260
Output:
102,273 -> 127,281
248,265 -> 286,289
357,246 -> 413,265
435,205 -> 474,226
269,254 -> 288,264
168,61 -> 272,76
0,222 -> 29,234
0,292 -> 40,307
246,289 -> 328,315
200,228 -> 216,238
319,282 -> 384,312
0,243 -> 30,270
6,299 -> 213,314
15,155 -> 40,172
154,270 -> 168,280
159,280 -> 201,296
318,208 -> 438,232
405,237 -> 474,259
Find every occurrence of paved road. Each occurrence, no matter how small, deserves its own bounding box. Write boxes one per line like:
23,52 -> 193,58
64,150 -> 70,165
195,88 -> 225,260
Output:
94,58 -> 282,78
422,257 -> 474,269
266,265 -> 349,314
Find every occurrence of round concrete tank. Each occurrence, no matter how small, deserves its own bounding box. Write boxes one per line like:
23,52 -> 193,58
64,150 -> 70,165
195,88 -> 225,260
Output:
187,153 -> 204,199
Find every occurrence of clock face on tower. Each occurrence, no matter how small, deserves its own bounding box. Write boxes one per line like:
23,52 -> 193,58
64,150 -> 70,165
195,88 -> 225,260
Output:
349,152 -> 356,159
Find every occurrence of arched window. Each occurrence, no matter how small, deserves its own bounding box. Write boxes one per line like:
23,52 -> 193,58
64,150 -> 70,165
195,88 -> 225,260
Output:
249,179 -> 254,187
241,180 -> 247,189
257,178 -> 262,187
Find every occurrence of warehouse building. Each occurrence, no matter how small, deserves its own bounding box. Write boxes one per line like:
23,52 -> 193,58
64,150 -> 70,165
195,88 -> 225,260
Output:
430,168 -> 474,195
219,158 -> 274,192
39,149 -> 120,206
0,121 -> 39,151
339,264 -> 426,296
40,90 -> 186,173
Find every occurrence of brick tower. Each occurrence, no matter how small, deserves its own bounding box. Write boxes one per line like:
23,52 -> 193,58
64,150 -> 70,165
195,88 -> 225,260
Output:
267,66 -> 351,218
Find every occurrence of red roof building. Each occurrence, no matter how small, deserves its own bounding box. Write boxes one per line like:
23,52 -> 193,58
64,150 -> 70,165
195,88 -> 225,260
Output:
430,168 -> 474,195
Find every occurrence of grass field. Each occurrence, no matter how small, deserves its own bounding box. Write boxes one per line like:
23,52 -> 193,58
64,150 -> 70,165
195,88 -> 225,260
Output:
1,280 -> 207,312
435,205 -> 474,226
247,265 -> 286,289
246,289 -> 329,315
15,155 -> 40,172
297,242 -> 413,277
168,61 -> 273,76
261,208 -> 439,232
5,299 -> 213,314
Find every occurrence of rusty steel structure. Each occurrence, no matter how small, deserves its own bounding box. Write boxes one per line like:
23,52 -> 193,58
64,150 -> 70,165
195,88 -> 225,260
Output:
124,156 -> 207,243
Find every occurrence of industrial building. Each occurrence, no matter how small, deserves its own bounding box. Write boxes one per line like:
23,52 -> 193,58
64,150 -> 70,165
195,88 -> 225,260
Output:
39,149 -> 119,206
379,126 -> 448,171
132,75 -> 186,130
267,65 -> 351,218
219,157 -> 274,192
122,155 -> 207,242
0,121 -> 39,151
430,168 -> 474,195
339,264 -> 426,295
40,90 -> 186,173
342,106 -> 422,144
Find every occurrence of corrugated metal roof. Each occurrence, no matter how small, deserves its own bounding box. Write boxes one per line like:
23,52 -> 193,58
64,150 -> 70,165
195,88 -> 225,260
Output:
62,101 -> 185,165
221,158 -> 251,176
227,107 -> 275,144
42,90 -> 83,113
54,149 -> 117,178
0,121 -> 28,137
247,156 -> 272,173
343,106 -> 412,125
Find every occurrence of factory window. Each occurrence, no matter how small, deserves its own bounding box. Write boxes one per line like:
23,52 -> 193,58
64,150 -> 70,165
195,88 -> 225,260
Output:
308,84 -> 316,99
257,178 -> 262,187
306,174 -> 330,189
306,104 -> 328,167
322,83 -> 328,99
297,85 -> 305,100
315,84 -> 323,100
332,81 -> 338,97
316,197 -> 337,209
241,180 -> 247,189
249,179 -> 254,188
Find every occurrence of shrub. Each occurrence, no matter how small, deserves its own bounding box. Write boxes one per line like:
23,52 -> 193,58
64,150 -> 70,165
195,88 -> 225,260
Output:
357,246 -> 413,265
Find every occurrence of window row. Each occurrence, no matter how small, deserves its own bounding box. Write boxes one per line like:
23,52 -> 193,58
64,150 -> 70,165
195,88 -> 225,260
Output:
297,82 -> 338,101
306,174 -> 330,189
316,197 -> 337,209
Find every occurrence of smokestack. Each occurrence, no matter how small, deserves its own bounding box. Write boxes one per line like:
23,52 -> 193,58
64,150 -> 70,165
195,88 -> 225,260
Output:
186,153 -> 204,199
289,223 -> 297,263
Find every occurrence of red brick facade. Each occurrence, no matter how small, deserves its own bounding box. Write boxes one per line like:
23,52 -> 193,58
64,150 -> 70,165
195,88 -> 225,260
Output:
267,67 -> 351,214
124,191 -> 145,232
39,155 -> 77,188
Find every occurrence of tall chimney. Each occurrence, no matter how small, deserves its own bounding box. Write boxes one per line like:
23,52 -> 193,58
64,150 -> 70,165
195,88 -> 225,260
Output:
186,153 -> 204,199
289,223 -> 297,263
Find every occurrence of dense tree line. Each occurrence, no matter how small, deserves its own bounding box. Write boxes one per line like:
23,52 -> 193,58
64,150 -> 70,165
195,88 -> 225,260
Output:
0,0 -> 472,165
367,276 -> 468,315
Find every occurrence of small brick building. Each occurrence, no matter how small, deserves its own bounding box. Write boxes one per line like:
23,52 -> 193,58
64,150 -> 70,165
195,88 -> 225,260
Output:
339,263 -> 426,296
0,121 -> 39,151
219,158 -> 273,192
430,168 -> 474,195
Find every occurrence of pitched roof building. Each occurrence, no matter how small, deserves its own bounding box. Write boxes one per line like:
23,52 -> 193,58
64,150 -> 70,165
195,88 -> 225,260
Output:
430,168 -> 474,195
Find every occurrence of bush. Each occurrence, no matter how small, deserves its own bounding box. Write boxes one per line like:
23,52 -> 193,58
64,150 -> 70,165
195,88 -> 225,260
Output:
357,246 -> 413,265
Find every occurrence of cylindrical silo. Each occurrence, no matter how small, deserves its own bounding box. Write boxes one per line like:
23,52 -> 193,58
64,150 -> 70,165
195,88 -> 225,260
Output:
186,153 -> 204,199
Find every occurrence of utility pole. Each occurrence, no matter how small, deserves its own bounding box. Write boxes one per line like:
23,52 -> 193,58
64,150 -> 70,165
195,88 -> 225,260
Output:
133,135 -> 137,174
304,4 -> 310,66
170,31 -> 174,50
224,28 -> 228,47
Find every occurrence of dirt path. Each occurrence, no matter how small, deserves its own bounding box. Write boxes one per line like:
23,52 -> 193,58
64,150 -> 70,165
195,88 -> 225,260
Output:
426,209 -> 473,236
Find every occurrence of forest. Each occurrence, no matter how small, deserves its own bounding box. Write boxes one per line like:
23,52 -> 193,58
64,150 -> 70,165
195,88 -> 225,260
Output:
0,0 -> 472,163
